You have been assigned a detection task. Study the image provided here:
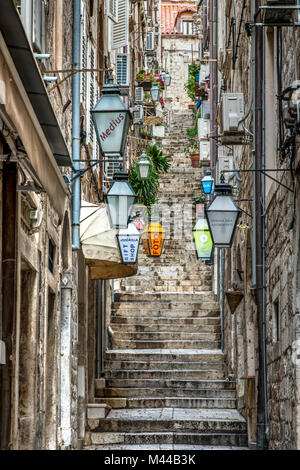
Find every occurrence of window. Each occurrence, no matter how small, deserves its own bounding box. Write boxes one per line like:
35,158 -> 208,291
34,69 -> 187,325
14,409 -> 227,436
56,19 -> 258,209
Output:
48,239 -> 55,273
17,0 -> 45,53
116,53 -> 129,85
182,20 -> 194,35
111,0 -> 129,50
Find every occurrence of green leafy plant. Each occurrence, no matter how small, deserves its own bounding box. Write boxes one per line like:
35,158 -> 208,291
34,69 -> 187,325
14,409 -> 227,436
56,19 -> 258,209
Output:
190,195 -> 206,204
129,145 -> 171,210
184,139 -> 199,154
184,63 -> 200,101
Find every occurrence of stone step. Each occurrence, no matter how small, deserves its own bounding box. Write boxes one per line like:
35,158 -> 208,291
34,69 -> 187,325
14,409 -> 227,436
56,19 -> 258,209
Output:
85,443 -> 248,450
103,379 -> 234,390
105,369 -> 225,380
104,349 -> 225,363
114,292 -> 218,302
105,360 -> 224,371
86,408 -> 247,434
113,331 -> 221,342
110,316 -> 220,326
112,308 -> 220,318
95,396 -> 236,409
111,323 -> 220,333
112,339 -> 221,349
96,386 -> 236,399
85,431 -> 248,448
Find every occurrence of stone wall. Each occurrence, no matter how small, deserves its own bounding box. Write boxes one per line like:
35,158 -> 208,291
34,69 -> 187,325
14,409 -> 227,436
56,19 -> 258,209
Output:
215,0 -> 300,449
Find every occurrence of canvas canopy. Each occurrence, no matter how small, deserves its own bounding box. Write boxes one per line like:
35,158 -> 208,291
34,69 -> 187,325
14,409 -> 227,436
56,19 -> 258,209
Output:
80,201 -> 138,279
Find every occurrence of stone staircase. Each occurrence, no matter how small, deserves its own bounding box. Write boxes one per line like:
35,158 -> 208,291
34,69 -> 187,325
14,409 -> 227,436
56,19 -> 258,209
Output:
84,112 -> 248,450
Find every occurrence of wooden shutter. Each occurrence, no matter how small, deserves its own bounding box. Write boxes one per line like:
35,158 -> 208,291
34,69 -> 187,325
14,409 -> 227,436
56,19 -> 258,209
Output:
135,87 -> 144,103
32,0 -> 45,52
146,32 -> 154,51
116,54 -> 129,85
108,0 -> 118,22
112,0 -> 129,50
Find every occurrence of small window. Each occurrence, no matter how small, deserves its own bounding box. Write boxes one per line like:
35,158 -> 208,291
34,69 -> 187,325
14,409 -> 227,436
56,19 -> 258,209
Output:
182,20 -> 194,35
48,239 -> 55,273
273,299 -> 280,342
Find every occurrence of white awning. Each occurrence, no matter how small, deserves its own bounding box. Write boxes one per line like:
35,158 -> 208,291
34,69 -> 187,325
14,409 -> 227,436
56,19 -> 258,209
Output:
80,201 -> 138,280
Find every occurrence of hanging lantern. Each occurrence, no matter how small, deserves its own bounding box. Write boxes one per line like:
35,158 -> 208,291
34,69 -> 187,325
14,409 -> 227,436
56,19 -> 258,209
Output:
150,82 -> 160,102
136,153 -> 151,180
192,218 -> 213,261
205,175 -> 241,247
201,171 -> 214,195
161,71 -> 166,83
141,216 -> 165,257
116,219 -> 141,264
164,72 -> 171,86
183,53 -> 189,63
105,172 -> 137,229
91,73 -> 131,157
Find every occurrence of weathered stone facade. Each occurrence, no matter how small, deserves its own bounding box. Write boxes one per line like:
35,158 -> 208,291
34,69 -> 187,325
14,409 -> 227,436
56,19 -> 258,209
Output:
208,0 -> 300,449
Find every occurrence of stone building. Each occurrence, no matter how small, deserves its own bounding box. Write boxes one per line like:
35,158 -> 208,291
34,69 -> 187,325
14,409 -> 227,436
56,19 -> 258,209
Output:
0,0 -> 111,450
199,0 -> 300,450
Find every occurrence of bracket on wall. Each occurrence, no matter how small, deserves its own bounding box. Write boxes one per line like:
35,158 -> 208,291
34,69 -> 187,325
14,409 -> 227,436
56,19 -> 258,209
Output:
71,159 -> 123,181
245,5 -> 300,32
44,68 -> 113,92
221,168 -> 294,193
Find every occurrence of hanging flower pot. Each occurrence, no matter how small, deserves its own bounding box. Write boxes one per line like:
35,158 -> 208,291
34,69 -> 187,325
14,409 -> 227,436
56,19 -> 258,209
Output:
225,291 -> 244,314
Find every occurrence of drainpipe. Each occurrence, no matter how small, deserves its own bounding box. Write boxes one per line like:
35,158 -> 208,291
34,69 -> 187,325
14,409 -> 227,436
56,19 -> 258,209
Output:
72,0 -> 81,250
209,0 -> 218,178
221,248 -> 225,351
253,0 -> 268,450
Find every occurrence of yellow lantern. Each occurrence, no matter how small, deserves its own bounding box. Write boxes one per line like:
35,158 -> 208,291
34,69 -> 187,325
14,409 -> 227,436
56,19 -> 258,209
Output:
142,217 -> 165,257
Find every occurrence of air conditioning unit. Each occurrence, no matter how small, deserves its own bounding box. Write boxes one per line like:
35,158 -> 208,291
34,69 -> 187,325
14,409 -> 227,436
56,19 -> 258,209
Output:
221,93 -> 244,134
200,140 -> 210,161
198,118 -> 210,140
263,1 -> 297,24
146,32 -> 154,51
133,105 -> 144,124
104,158 -> 123,181
202,99 -> 210,119
135,87 -> 144,103
199,64 -> 209,82
0,340 -> 5,365
216,152 -> 234,183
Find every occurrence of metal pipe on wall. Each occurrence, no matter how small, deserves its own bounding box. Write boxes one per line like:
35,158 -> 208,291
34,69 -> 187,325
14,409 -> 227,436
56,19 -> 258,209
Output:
72,0 -> 81,250
254,0 -> 268,450
209,0 -> 218,179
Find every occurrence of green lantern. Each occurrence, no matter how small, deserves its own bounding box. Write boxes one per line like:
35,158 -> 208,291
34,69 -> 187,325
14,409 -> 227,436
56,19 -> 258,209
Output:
192,218 -> 213,260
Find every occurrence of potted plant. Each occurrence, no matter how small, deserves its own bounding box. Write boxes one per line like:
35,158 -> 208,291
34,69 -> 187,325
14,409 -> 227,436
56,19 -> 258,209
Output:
184,140 -> 200,168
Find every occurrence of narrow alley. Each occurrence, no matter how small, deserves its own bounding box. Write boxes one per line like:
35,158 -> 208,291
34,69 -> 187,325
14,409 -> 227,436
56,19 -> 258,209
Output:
84,112 -> 248,450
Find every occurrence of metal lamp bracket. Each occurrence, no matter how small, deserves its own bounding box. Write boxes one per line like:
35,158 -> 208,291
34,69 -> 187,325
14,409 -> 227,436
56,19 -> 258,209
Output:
45,68 -> 113,92
71,159 -> 123,181
221,168 -> 294,193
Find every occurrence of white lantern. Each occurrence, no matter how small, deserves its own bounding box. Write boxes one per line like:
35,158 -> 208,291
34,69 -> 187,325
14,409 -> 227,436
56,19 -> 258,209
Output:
105,172 -> 137,229
150,82 -> 160,102
164,73 -> 171,86
91,74 -> 131,157
205,177 -> 241,247
136,153 -> 151,180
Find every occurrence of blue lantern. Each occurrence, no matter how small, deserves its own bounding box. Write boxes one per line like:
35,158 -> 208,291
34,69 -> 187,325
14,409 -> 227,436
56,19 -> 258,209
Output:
201,171 -> 214,195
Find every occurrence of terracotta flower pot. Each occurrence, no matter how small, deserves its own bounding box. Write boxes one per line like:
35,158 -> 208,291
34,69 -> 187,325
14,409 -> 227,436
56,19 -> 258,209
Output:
190,152 -> 200,168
